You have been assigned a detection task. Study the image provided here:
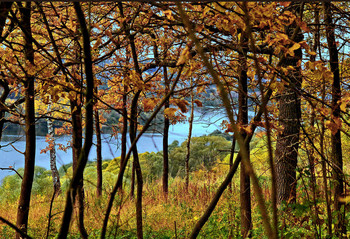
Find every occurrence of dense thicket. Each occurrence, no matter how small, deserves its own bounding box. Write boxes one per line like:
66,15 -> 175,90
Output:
0,2 -> 350,238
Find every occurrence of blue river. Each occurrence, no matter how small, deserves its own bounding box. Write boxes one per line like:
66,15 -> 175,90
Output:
0,110 -> 227,183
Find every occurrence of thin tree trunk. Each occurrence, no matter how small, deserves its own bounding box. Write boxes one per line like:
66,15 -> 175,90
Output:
119,85 -> 128,191
319,59 -> 332,236
58,3 -> 94,237
163,66 -> 170,196
69,39 -> 88,239
70,93 -> 88,239
100,66 -> 184,239
130,159 -> 135,199
176,3 -> 275,237
71,100 -> 82,171
130,123 -> 143,239
16,3 -> 35,238
307,91 -> 320,237
47,102 -> 61,195
120,1 -> 144,235
238,33 -> 251,238
70,18 -> 88,239
185,79 -> 194,191
275,2 -> 303,204
307,7 -> 321,236
129,90 -> 143,238
228,135 -> 235,193
189,102 -> 269,238
320,91 -> 332,237
324,2 -> 345,236
95,108 -> 103,197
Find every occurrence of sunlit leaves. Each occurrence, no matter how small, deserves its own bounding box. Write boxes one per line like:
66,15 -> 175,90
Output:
326,117 -> 342,135
176,44 -> 192,66
164,107 -> 177,119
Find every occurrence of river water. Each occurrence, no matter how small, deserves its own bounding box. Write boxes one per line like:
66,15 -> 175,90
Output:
0,110 -> 227,182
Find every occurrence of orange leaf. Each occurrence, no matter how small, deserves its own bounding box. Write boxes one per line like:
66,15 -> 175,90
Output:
164,108 -> 177,118
176,100 -> 189,113
194,99 -> 203,107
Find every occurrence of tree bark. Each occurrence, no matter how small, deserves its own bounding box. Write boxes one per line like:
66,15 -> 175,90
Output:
47,102 -> 61,195
306,7 -> 321,236
185,79 -> 194,191
119,85 -> 128,191
238,33 -> 251,238
120,2 -> 144,236
275,2 -> 303,204
324,2 -> 345,236
130,157 -> 135,198
70,66 -> 88,239
129,91 -> 143,239
58,3 -> 94,237
69,33 -> 88,239
162,66 -> 170,196
320,81 -> 332,237
95,107 -> 103,197
16,3 -> 36,238
228,134 -> 235,193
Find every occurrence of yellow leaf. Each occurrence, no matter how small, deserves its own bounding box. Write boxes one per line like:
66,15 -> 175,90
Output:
286,43 -> 300,57
338,195 -> 350,204
203,6 -> 211,15
340,101 -> 347,112
289,43 -> 300,51
176,46 -> 191,66
164,10 -> 174,20
164,108 -> 177,118
309,51 -> 316,56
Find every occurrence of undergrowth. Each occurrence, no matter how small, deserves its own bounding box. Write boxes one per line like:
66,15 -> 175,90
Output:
0,161 -> 345,238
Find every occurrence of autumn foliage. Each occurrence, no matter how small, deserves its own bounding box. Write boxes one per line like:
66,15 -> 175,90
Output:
0,2 -> 350,238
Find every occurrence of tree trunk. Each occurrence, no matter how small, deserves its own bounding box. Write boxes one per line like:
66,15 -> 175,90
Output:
185,79 -> 194,191
119,85 -> 128,191
101,66 -> 184,239
129,91 -> 143,239
58,3 -> 94,237
307,7 -> 321,236
68,29 -> 88,238
130,159 -> 135,199
324,2 -> 345,236
320,79 -> 332,237
70,94 -> 88,239
238,34 -> 251,238
71,99 -> 82,171
228,135 -> 235,193
95,108 -> 102,197
47,102 -> 61,195
162,66 -> 170,196
16,3 -> 36,238
120,2 -> 144,235
275,2 -> 303,204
